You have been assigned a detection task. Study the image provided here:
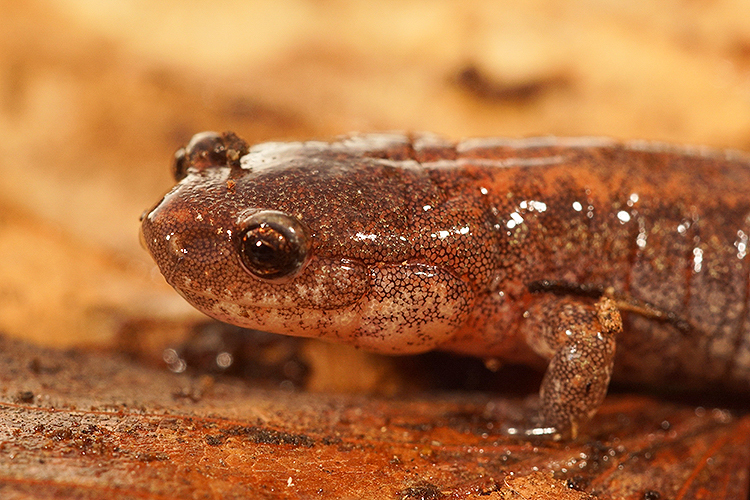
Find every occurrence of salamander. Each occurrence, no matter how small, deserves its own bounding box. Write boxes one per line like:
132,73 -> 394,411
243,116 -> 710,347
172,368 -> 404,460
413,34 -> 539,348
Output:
140,131 -> 750,437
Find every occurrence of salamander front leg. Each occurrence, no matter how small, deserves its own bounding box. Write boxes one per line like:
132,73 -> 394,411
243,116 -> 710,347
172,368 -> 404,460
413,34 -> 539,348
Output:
521,295 -> 621,438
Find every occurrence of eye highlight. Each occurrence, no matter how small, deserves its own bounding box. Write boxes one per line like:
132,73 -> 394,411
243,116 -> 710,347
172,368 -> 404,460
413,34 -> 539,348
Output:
237,211 -> 310,281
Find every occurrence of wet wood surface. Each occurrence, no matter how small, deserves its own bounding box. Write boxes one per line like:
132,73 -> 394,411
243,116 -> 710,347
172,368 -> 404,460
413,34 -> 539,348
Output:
1,335 -> 749,499
2,0 -> 750,349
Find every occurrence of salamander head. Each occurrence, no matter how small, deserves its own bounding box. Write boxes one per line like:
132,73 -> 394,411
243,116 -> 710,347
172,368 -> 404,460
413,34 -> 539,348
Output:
140,131 -> 473,354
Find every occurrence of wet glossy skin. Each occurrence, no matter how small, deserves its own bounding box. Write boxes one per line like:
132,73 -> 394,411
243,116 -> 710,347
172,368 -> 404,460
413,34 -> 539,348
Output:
142,131 -> 750,436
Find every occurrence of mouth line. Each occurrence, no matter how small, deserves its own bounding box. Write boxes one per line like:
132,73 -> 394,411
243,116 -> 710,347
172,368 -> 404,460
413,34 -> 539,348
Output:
162,254 -> 369,311
174,280 -> 317,311
176,281 -> 364,312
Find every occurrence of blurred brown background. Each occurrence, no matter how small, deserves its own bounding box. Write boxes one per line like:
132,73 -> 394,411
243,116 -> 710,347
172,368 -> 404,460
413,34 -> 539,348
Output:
2,0 -> 750,349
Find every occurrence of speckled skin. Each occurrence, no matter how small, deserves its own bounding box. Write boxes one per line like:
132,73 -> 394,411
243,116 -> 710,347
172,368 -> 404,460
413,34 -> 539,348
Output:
141,131 -> 750,435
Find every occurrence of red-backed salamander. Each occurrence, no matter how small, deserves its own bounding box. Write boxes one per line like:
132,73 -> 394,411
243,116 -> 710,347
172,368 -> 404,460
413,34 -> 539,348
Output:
140,131 -> 750,438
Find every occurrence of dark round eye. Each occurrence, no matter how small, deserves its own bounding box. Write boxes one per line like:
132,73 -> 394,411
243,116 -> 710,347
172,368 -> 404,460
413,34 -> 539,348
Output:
172,147 -> 189,181
172,131 -> 226,181
237,211 -> 310,281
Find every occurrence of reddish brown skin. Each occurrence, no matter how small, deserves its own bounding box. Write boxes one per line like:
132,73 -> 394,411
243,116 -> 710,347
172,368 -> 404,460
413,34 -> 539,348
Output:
141,131 -> 750,436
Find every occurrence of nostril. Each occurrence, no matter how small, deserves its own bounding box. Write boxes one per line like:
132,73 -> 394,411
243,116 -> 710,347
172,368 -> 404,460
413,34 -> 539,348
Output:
164,232 -> 190,261
164,250 -> 184,285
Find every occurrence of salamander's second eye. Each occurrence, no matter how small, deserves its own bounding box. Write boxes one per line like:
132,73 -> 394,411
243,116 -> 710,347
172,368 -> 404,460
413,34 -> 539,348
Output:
237,211 -> 310,281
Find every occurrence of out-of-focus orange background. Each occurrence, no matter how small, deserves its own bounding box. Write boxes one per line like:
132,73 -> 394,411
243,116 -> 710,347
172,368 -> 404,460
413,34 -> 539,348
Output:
2,0 -> 750,349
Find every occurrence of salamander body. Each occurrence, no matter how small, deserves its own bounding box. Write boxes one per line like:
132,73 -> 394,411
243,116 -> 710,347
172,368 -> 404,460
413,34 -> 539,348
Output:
141,131 -> 750,436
